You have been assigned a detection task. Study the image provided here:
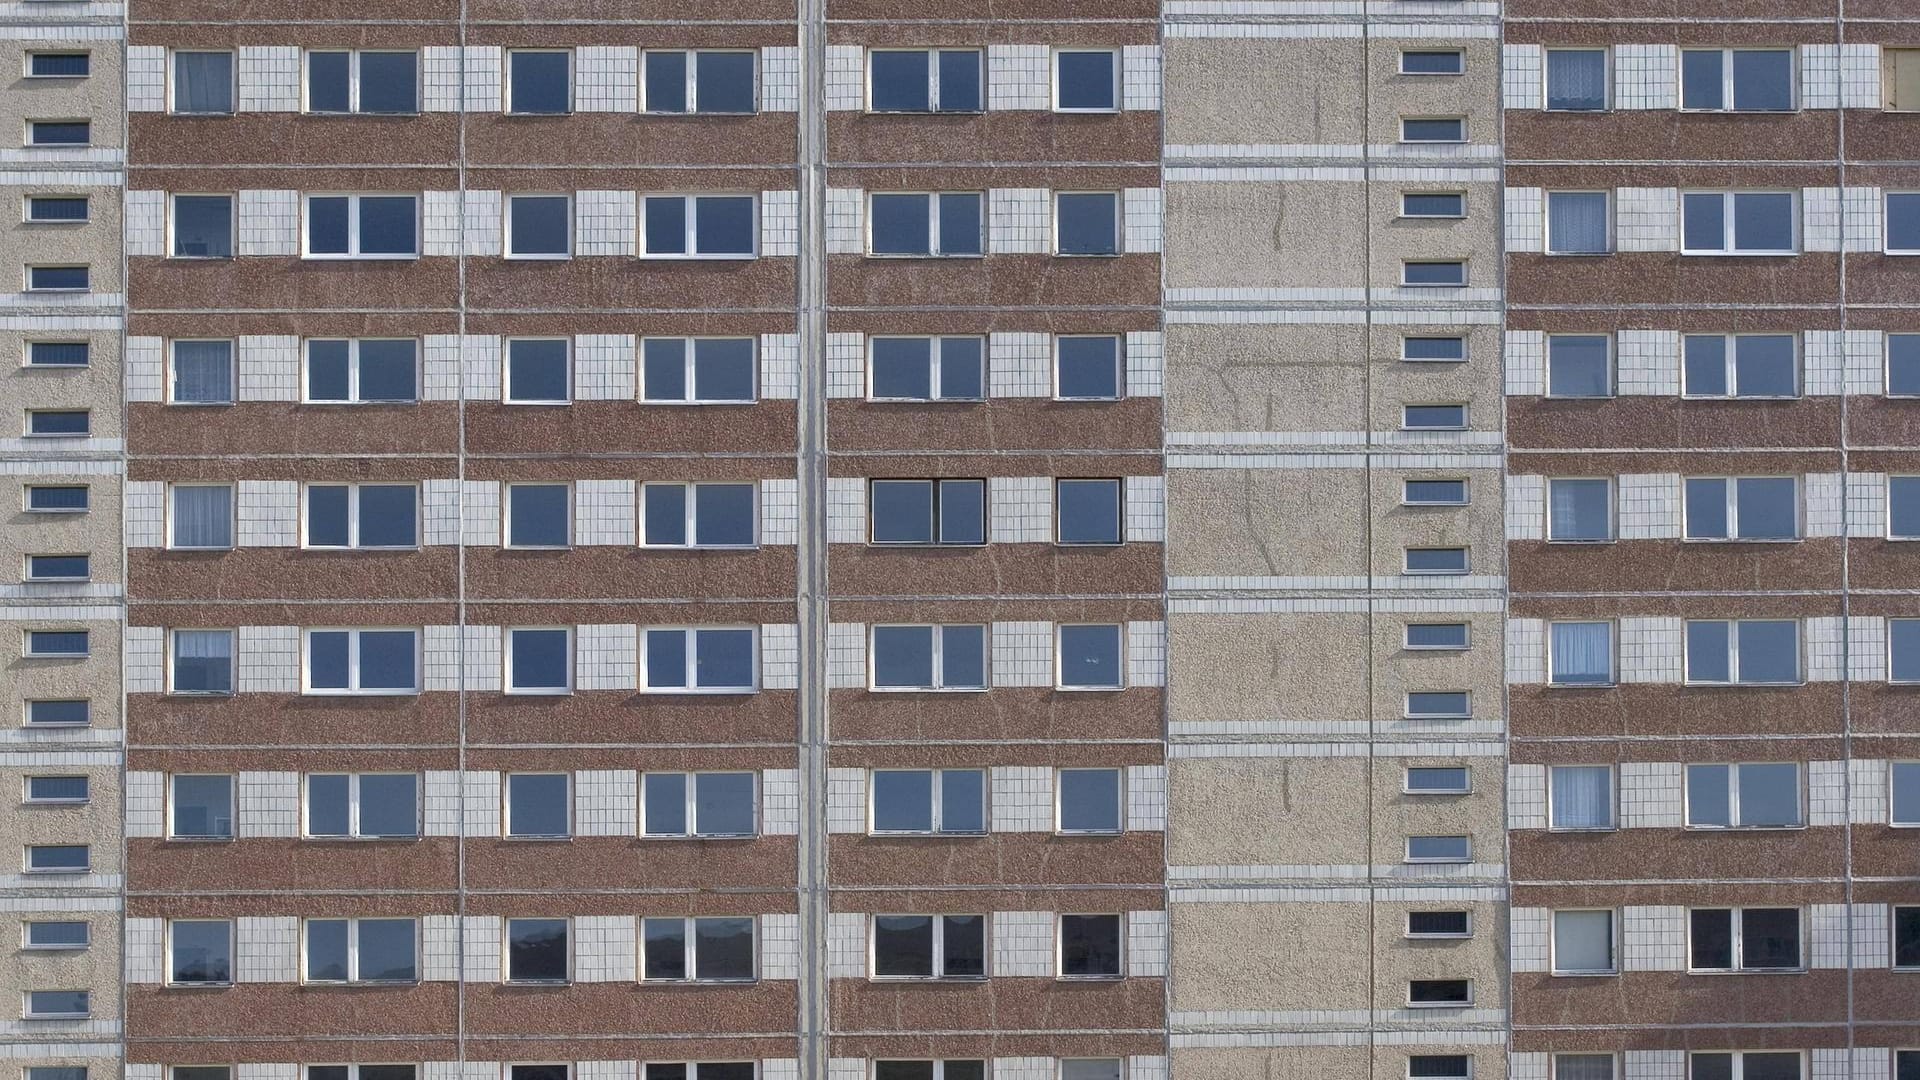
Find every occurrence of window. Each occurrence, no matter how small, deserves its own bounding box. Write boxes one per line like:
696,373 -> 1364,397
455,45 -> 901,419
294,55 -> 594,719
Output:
1546,49 -> 1607,110
305,629 -> 418,695
25,555 -> 88,581
1547,191 -> 1610,254
25,775 -> 86,803
642,772 -> 756,838
1549,765 -> 1615,829
171,630 -> 234,695
26,700 -> 89,726
507,49 -> 570,114
24,630 -> 87,658
1546,334 -> 1612,398
1408,1059 -> 1471,1080
25,844 -> 87,872
505,338 -> 570,403
175,1071 -> 231,1080
869,48 -> 982,112
26,342 -> 89,368
1405,623 -> 1469,650
26,409 -> 88,436
1401,192 -> 1465,219
26,196 -> 88,223
1890,335 -> 1920,397
1062,1068 -> 1120,1080
1892,48 -> 1920,111
1547,477 -> 1613,542
1404,547 -> 1469,574
506,195 -> 571,259
1893,621 -> 1920,684
870,768 -> 985,834
24,990 -> 88,1019
1549,622 -> 1614,686
1406,691 -> 1470,718
1897,908 -> 1920,968
506,917 -> 569,982
306,484 -> 417,549
1685,620 -> 1800,685
28,52 -> 89,78
642,482 -> 756,548
1401,117 -> 1465,142
1058,767 -> 1121,834
163,340 -> 235,407
869,192 -> 982,257
304,338 -> 418,403
304,194 -> 418,259
169,484 -> 233,550
643,627 -> 756,693
1404,336 -> 1467,362
869,337 -> 984,401
1403,260 -> 1467,286
868,478 -> 986,546
1404,479 -> 1468,506
1405,766 -> 1470,795
306,50 -> 417,114
1681,192 -> 1796,254
1058,914 -> 1121,978
1682,48 -> 1794,112
1888,192 -> 1920,254
1057,624 -> 1122,689
1054,49 -> 1117,111
871,625 -> 987,691
305,917 -> 417,983
306,773 -> 418,838
26,485 -> 89,512
1686,762 -> 1803,828
170,774 -> 232,838
1690,1056 -> 1802,1080
1406,911 -> 1471,938
27,121 -> 89,146
1689,908 -> 1801,971
1683,334 -> 1798,397
643,50 -> 756,114
1406,835 -> 1470,863
506,483 -> 570,547
1400,50 -> 1464,76
1407,979 -> 1471,1006
1892,476 -> 1920,538
1056,335 -> 1122,400
641,194 -> 756,258
171,195 -> 232,259
505,773 -> 571,840
646,1068 -> 752,1080
506,628 -> 571,694
875,1064 -> 985,1080
641,337 -> 756,402
310,1067 -> 414,1080
1056,192 -> 1119,256
169,919 -> 233,984
643,916 -> 755,982
1683,477 -> 1799,540
872,914 -> 986,979
1557,1058 -> 1616,1080
24,921 -> 88,949
172,51 -> 233,113
1056,478 -> 1121,545
26,267 -> 87,292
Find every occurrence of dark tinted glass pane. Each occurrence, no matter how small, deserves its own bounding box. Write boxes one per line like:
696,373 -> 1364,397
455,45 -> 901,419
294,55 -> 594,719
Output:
943,915 -> 985,976
1689,909 -> 1733,967
1681,51 -> 1724,109
509,196 -> 570,256
693,628 -> 754,689
1408,911 -> 1470,935
30,122 -> 90,144
509,629 -> 570,689
938,337 -> 983,398
307,485 -> 350,546
873,626 -> 935,688
1741,908 -> 1800,968
937,50 -> 981,111
647,630 -> 688,688
694,772 -> 754,835
1057,479 -> 1121,544
645,485 -> 688,545
642,338 -> 686,399
937,480 -> 985,545
359,773 -> 418,837
508,339 -> 569,401
1402,50 -> 1463,75
357,196 -> 417,255
1055,50 -> 1114,109
1404,405 -> 1465,429
306,919 -> 350,980
1404,337 -> 1466,361
1682,193 -> 1726,251
645,197 -> 688,254
1058,624 -> 1121,687
308,52 -> 351,112
507,918 -> 568,980
1060,914 -> 1121,975
694,196 -> 754,254
1404,193 -> 1464,217
1057,337 -> 1119,398
509,484 -> 569,546
27,198 -> 88,222
358,484 -> 418,547
28,267 -> 88,290
1056,193 -> 1117,255
693,917 -> 754,979
870,51 -> 930,111
875,1065 -> 933,1080
308,630 -> 350,689
940,769 -> 985,832
1741,1057 -> 1799,1080
695,52 -> 755,113
938,193 -> 981,255
1731,50 -> 1793,111
1058,768 -> 1120,831
27,485 -> 88,510
1404,261 -> 1466,285
307,339 -> 351,400
1733,335 -> 1796,396
871,194 -> 930,255
358,630 -> 416,691
359,52 -> 418,113
645,773 -> 688,834
1549,335 -> 1611,397
1894,908 -> 1920,968
306,774 -> 350,835
873,915 -> 934,976
694,484 -> 754,546
1401,118 -> 1464,141
357,918 -> 417,980
28,555 -> 88,579
27,700 -> 88,724
870,480 -> 933,543
646,51 -> 687,112
871,337 -> 933,399
30,53 -> 89,77
510,51 -> 570,113
871,770 -> 933,832
1732,193 -> 1793,252
692,338 -> 755,400
171,775 -> 231,836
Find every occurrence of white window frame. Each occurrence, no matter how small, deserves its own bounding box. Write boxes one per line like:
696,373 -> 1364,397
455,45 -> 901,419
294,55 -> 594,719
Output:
166,49 -> 235,115
301,482 -> 420,550
1545,476 -> 1616,543
866,191 -> 983,258
165,918 -> 234,986
1405,977 -> 1473,1008
1887,191 -> 1920,255
167,193 -> 233,261
1403,765 -> 1472,795
866,47 -> 984,113
1404,690 -> 1471,719
1400,191 -> 1467,219
302,772 -> 420,839
640,481 -> 759,549
1399,115 -> 1467,143
1683,619 -> 1803,686
1398,48 -> 1465,77
25,51 -> 91,81
504,626 -> 574,695
1679,47 -> 1798,113
867,767 -> 987,836
23,989 -> 90,1019
1051,47 -> 1119,113
639,335 -> 759,404
1547,764 -> 1618,830
504,48 -> 572,114
868,624 -> 988,692
300,916 -> 420,984
1403,622 -> 1470,651
164,773 -> 230,838
1683,762 -> 1805,830
1545,333 -> 1616,398
301,193 -> 420,260
1055,913 -> 1124,980
1547,621 -> 1617,687
23,266 -> 89,293
1053,623 -> 1125,691
1544,190 -> 1613,255
1403,546 -> 1470,575
504,193 -> 573,260
1685,1054 -> 1804,1080
1889,475 -> 1920,538
639,626 -> 760,695
302,49 -> 419,114
639,770 -> 759,838
1888,335 -> 1920,399
22,630 -> 88,658
1053,190 -> 1121,257
502,337 -> 572,405
1679,190 -> 1799,255
640,915 -> 759,983
1402,478 -> 1469,506
166,628 -> 234,696
24,774 -> 89,805
1405,1057 -> 1473,1080
503,481 -> 572,548
503,916 -> 572,983
1681,333 -> 1801,399
868,913 -> 988,981
1401,259 -> 1468,287
1404,911 -> 1473,939
1682,475 -> 1801,541
1685,907 -> 1805,972
641,48 -> 759,114
1055,766 -> 1123,835
302,338 -> 422,405
866,335 -> 986,402
1053,334 -> 1124,401
1543,47 -> 1611,111
22,920 -> 90,950
24,553 -> 88,582
503,772 -> 573,839
301,627 -> 421,696
639,193 -> 760,260
1404,835 -> 1471,864
1892,623 -> 1920,686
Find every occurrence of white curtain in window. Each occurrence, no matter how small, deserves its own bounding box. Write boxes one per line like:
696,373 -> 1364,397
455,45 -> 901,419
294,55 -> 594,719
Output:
172,486 -> 232,548
1550,621 -> 1612,682
172,341 -> 233,403
173,52 -> 231,113
1550,765 -> 1612,828
1547,52 -> 1606,109
1548,193 -> 1608,253
1556,1054 -> 1615,1080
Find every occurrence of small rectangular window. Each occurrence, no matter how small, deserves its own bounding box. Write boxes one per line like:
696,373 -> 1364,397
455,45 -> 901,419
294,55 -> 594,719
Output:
505,482 -> 570,547
24,921 -> 89,949
1404,547 -> 1469,575
1407,978 -> 1471,1006
170,629 -> 235,695
1546,48 -> 1608,110
641,482 -> 756,548
1057,767 -> 1122,833
26,485 -> 89,511
505,338 -> 571,403
1404,623 -> 1469,650
27,342 -> 89,370
642,627 -> 757,693
1403,260 -> 1467,287
1549,622 -> 1614,686
170,340 -> 234,404
27,120 -> 89,146
1405,691 -> 1470,718
1682,48 -> 1794,112
506,627 -> 572,694
1400,117 -> 1465,143
24,630 -> 88,658
25,844 -> 88,873
1403,479 -> 1467,506
28,52 -> 89,78
1057,624 -> 1123,690
304,194 -> 419,259
24,990 -> 89,1018
641,194 -> 756,258
506,194 -> 571,259
868,478 -> 986,546
25,196 -> 87,223
644,50 -> 757,114
26,266 -> 88,291
305,628 -> 420,695
1688,907 -> 1802,970
25,700 -> 89,726
1056,478 -> 1122,545
1403,403 -> 1467,430
1400,50 -> 1464,76
1547,334 -> 1612,397
169,774 -> 233,838
869,49 -> 982,112
1685,762 -> 1803,829
25,554 -> 88,581
507,49 -> 571,114
1546,191 -> 1610,254
169,484 -> 234,549
1681,191 -> 1796,255
25,775 -> 88,803
172,51 -> 234,114
1549,764 -> 1615,829
870,624 -> 987,691
1683,476 -> 1799,540
1405,766 -> 1470,794
1405,835 -> 1470,863
1684,619 -> 1800,685
1408,1058 -> 1471,1080
171,194 -> 233,258
1055,192 -> 1119,256
26,409 -> 88,437
1058,914 -> 1122,977
869,336 -> 984,401
869,192 -> 982,257
1401,192 -> 1466,219
1054,49 -> 1117,112
506,917 -> 570,982
1403,336 -> 1467,362
870,768 -> 986,835
641,337 -> 756,403
1683,334 -> 1798,397
642,916 -> 756,982
871,914 -> 986,979
1547,477 -> 1613,542
641,771 -> 757,838
1406,911 -> 1471,938
305,773 -> 419,839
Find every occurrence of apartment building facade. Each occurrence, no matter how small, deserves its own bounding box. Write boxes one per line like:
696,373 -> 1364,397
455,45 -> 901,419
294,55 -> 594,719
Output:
3,5 -> 1918,1080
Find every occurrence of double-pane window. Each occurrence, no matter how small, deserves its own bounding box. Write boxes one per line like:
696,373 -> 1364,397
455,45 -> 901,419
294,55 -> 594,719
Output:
872,914 -> 986,979
305,194 -> 418,258
305,484 -> 418,549
1682,49 -> 1794,112
305,629 -> 419,695
870,192 -> 982,257
870,49 -> 982,112
642,195 -> 756,257
305,917 -> 417,983
1684,477 -> 1799,540
870,768 -> 985,834
642,772 -> 756,838
306,773 -> 418,838
1686,763 -> 1803,828
643,627 -> 756,692
644,50 -> 756,114
306,339 -> 418,402
643,916 -> 755,982
642,337 -> 755,402
1683,334 -> 1797,397
1681,192 -> 1796,254
641,482 -> 755,548
869,478 -> 985,545
307,50 -> 418,114
870,625 -> 987,691
869,337 -> 984,401
506,195 -> 571,259
1689,908 -> 1801,970
1685,620 -> 1800,684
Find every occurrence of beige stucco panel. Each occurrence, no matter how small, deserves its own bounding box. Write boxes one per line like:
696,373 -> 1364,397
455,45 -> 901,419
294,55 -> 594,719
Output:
1366,37 -> 1501,146
1370,611 -> 1505,720
2,764 -> 123,873
1168,755 -> 1370,866
1,474 -> 123,585
5,619 -> 122,732
1170,900 -> 1371,1012
1164,181 -> 1367,292
1167,467 -> 1369,578
2,907 -> 122,1017
1,38 -> 125,148
1167,613 -> 1370,724
1163,37 -> 1365,148
1163,323 -> 1367,435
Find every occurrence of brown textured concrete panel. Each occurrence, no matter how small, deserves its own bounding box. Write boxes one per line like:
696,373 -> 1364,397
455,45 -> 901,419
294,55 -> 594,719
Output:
129,404 -> 461,457
1855,970 -> 1920,1023
828,687 -> 1160,742
464,838 -> 798,891
127,456 -> 460,484
463,403 -> 797,456
130,116 -> 459,168
468,0 -> 795,20
1510,829 -> 1844,884
1507,114 -> 1838,165
127,838 -> 457,893
128,694 -> 460,748
128,313 -> 461,339
1513,1028 -> 1847,1054
826,544 -> 1165,597
462,600 -> 791,624
468,26 -> 794,49
130,601 -> 456,627
126,883 -> 455,918
827,254 -> 1160,309
1506,19 -> 1838,46
1509,539 -> 1844,594
829,887 -> 1161,912
1844,254 -> 1920,307
830,833 -> 1163,888
830,977 -> 1164,1034
1854,828 -> 1920,880
464,982 -> 798,1037
826,399 -> 1162,454
1850,683 -> 1920,735
1508,398 -> 1842,451
465,549 -> 797,603
1847,112 -> 1920,162
464,258 -> 797,312
1508,738 -> 1843,766
827,20 -> 1154,46
464,690 -> 798,745
1511,971 -> 1846,1029
463,894 -> 795,918
466,1038 -> 796,1063
829,452 -> 1158,478
131,0 -> 458,20
465,115 -> 796,168
828,598 -> 1159,621
1508,595 -> 1839,619
1507,254 -> 1844,308
132,25 -> 453,48
128,1041 -> 459,1068
131,550 -> 460,603
1512,882 -> 1843,909
1846,540 -> 1920,592
462,745 -> 794,772
1846,399 -> 1920,449
129,259 -> 460,312
826,0 -> 1155,22
826,744 -> 1160,769
1506,451 -> 1841,477
828,113 -> 1157,166
830,1035 -> 1164,1059
1507,684 -> 1844,739
128,984 -> 458,1040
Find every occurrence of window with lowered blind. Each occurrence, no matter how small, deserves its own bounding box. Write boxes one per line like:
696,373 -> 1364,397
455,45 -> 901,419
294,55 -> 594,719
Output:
1888,49 -> 1920,111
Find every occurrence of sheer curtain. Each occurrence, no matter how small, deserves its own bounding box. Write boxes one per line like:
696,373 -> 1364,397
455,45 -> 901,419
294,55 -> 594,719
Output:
1547,51 -> 1607,111
1555,1054 -> 1616,1080
171,341 -> 233,404
1548,192 -> 1609,253
1551,765 -> 1613,829
173,630 -> 232,693
172,51 -> 232,114
1550,621 -> 1612,684
172,486 -> 232,548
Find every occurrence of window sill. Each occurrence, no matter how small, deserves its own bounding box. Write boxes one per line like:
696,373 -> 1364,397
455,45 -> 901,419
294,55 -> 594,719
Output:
302,691 -> 423,698
503,254 -> 573,262
1055,829 -> 1124,838
866,253 -> 986,260
167,691 -> 236,698
164,982 -> 233,989
1054,251 -> 1122,259
869,686 -> 990,694
303,835 -> 423,843
1681,681 -> 1806,689
1677,251 -> 1799,258
640,832 -> 758,841
163,835 -> 235,843
869,975 -> 990,983
638,688 -> 759,697
868,831 -> 986,839
300,400 -> 422,406
1682,824 -> 1807,833
1550,970 -> 1619,978
1056,973 -> 1125,982
1545,826 -> 1617,834
1546,682 -> 1617,690
637,254 -> 760,262
502,979 -> 572,986
1054,685 -> 1125,693
1545,538 -> 1616,545
1686,968 -> 1806,976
